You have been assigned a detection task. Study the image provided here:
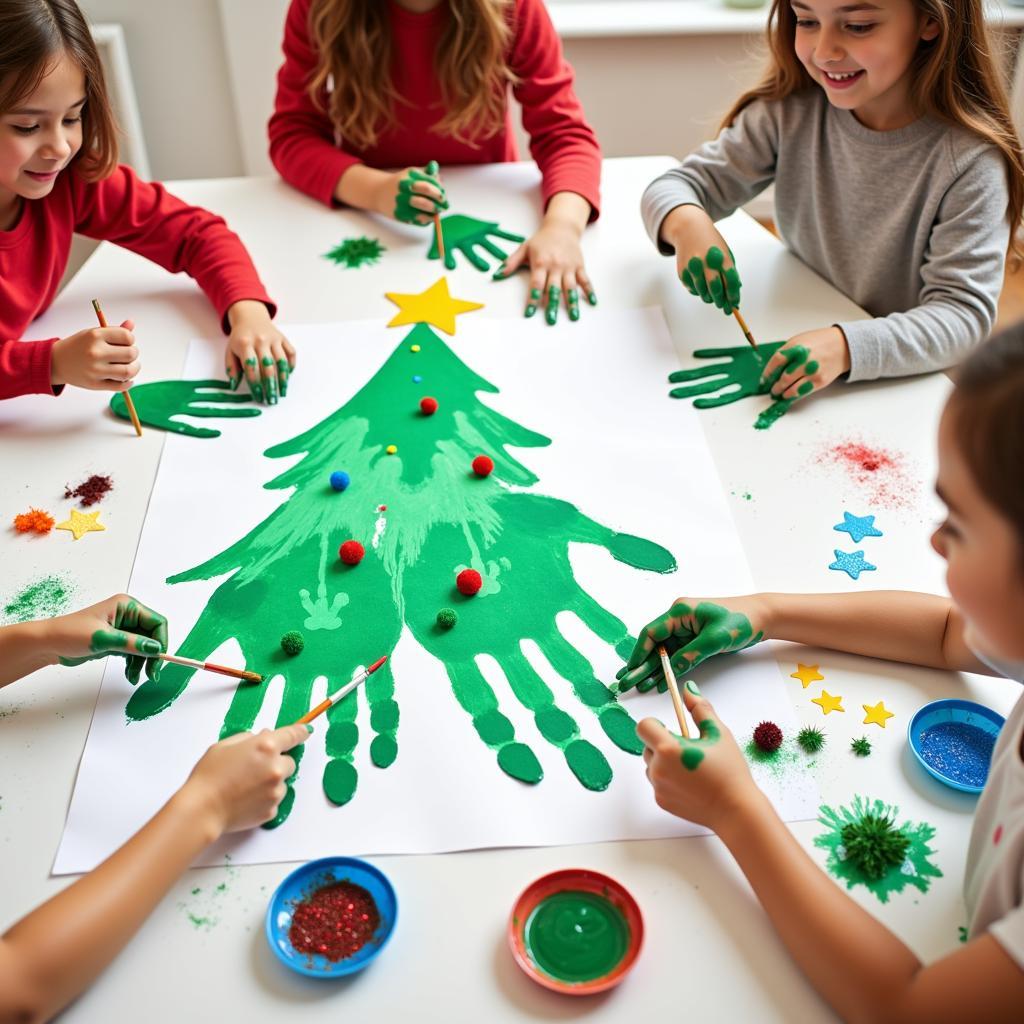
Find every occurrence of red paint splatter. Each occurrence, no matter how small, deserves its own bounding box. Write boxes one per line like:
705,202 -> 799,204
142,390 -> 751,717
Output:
64,474 -> 113,507
288,881 -> 380,962
13,508 -> 55,534
993,824 -> 1003,846
815,440 -> 918,511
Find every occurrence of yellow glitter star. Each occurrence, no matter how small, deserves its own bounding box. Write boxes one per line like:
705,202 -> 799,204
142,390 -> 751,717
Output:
385,276 -> 483,336
811,689 -> 844,715
862,700 -> 895,728
56,508 -> 106,541
790,663 -> 824,689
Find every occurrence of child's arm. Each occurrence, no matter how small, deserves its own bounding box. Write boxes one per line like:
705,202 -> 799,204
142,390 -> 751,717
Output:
638,688 -> 1024,1023
0,722 -> 310,1022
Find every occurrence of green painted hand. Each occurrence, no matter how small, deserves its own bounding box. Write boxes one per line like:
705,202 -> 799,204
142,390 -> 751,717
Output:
403,491 -> 677,791
428,214 -> 525,273
617,599 -> 764,693
667,342 -> 784,406
680,246 -> 742,315
395,161 -> 448,225
110,379 -> 261,439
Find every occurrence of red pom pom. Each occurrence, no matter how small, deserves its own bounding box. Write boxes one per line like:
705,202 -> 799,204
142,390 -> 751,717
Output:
471,455 -> 494,477
420,396 -> 438,416
456,568 -> 482,596
339,540 -> 365,565
753,720 -> 783,752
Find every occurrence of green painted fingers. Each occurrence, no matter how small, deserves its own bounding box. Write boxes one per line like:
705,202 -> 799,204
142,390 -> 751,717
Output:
525,287 -> 541,318
667,342 -> 784,406
678,717 -> 722,771
277,359 -> 290,398
394,161 -> 448,225
567,289 -> 580,322
760,344 -> 809,391
680,246 -> 742,315
617,600 -> 763,693
545,286 -> 561,326
261,356 -> 278,406
59,597 -> 168,684
428,214 -> 525,272
110,379 -> 261,439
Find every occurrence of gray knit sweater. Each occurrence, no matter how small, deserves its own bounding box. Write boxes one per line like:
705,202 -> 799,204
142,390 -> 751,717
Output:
641,89 -> 1010,381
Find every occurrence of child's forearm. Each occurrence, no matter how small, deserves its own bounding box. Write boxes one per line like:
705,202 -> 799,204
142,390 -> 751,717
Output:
2,783 -> 221,1021
0,621 -> 56,687
543,191 -> 591,232
333,164 -> 389,214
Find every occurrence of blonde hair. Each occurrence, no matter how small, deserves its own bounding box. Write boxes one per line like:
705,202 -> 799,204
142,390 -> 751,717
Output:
0,0 -> 118,180
723,0 -> 1024,257
306,0 -> 516,152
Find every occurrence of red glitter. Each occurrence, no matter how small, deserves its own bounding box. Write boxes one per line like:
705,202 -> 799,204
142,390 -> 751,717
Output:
471,454 -> 494,477
288,881 -> 380,962
64,474 -> 113,507
753,720 -> 783,752
419,396 -> 438,416
339,540 -> 365,565
815,439 -> 917,512
456,568 -> 482,595
13,508 -> 55,534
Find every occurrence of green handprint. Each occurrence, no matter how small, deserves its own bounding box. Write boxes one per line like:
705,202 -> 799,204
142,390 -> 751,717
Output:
617,600 -> 764,694
680,246 -> 742,315
110,379 -> 261,439
428,213 -> 525,272
403,491 -> 677,791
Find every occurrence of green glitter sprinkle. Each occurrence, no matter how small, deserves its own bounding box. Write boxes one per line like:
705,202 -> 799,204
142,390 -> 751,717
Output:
435,607 -> 458,630
851,735 -> 872,757
280,630 -> 305,657
323,236 -> 386,269
2,574 -> 75,624
797,726 -> 825,753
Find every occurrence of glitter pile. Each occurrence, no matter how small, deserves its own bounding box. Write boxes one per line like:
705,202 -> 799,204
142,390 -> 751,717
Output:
816,440 -> 916,511
13,508 -> 55,534
288,881 -> 380,962
919,721 -> 996,788
64,474 -> 113,507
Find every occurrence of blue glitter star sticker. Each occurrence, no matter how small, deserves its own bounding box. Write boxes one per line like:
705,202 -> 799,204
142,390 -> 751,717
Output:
829,549 -> 877,580
833,511 -> 883,544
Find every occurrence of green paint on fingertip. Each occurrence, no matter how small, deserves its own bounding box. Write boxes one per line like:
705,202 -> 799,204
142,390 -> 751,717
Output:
684,679 -> 700,696
798,381 -> 814,396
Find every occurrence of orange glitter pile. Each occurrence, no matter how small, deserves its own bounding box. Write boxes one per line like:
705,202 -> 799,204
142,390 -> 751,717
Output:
14,508 -> 55,534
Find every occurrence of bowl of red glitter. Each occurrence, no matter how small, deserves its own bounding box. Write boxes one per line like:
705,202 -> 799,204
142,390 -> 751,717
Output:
508,868 -> 643,996
908,699 -> 1005,795
266,856 -> 397,977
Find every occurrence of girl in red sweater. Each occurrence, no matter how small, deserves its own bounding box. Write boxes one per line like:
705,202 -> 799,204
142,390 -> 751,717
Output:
0,0 -> 294,405
270,0 -> 602,325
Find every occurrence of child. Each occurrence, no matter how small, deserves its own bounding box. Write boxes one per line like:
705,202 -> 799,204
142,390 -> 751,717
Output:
620,324 -> 1024,1019
270,0 -> 601,325
0,593 -> 310,1020
643,0 -> 1023,412
0,0 -> 295,406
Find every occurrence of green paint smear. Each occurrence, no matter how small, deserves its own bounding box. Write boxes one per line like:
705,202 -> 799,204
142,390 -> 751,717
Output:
744,739 -> 816,781
111,380 -> 260,439
814,796 -> 942,904
428,214 -> 524,273
125,324 -> 676,823
323,236 -> 385,269
2,574 -> 74,624
524,891 -> 629,983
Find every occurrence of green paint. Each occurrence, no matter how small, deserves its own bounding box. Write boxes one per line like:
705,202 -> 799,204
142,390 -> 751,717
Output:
815,796 -> 942,904
395,162 -> 447,224
797,726 -> 825,753
1,574 -> 74,624
261,357 -> 279,406
685,679 -> 700,696
851,735 -> 872,757
545,285 -> 561,326
60,598 -> 167,685
523,890 -> 629,983
805,360 -> 819,375
680,246 -> 741,314
679,718 -> 722,771
958,925 -> 968,943
126,324 -> 675,822
428,214 -> 524,273
754,397 -> 795,431
762,344 -> 809,391
277,359 -> 290,398
111,379 -> 260,439
323,236 -> 386,269
744,739 -> 816,781
567,289 -> 580,322
680,746 -> 704,770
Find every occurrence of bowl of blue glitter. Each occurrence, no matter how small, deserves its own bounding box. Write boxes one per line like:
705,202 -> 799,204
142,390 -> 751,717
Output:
908,699 -> 1004,794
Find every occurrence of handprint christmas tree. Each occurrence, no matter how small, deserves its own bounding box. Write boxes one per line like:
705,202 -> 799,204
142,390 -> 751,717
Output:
127,323 -> 676,826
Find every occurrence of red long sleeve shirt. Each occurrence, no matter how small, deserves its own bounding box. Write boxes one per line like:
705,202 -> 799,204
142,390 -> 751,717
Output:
0,164 -> 275,400
269,0 -> 601,216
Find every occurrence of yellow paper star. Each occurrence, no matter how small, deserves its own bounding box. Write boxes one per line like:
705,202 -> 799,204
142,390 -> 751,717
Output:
862,700 -> 895,728
811,689 -> 844,715
790,663 -> 824,689
56,508 -> 105,541
385,276 -> 483,336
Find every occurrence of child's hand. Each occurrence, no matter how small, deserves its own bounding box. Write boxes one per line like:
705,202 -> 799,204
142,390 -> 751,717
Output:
182,723 -> 311,835
225,300 -> 296,406
618,596 -> 767,693
53,594 -> 168,684
50,319 -> 139,392
759,326 -> 850,403
638,681 -> 758,832
661,205 -> 741,315
383,161 -> 448,226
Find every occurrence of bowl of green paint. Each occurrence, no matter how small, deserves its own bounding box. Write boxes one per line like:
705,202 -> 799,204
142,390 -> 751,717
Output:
508,868 -> 643,995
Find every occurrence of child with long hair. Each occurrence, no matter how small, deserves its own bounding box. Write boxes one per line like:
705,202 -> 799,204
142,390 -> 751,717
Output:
620,325 -> 1024,1019
269,0 -> 601,325
0,0 -> 294,406
643,0 -> 1023,413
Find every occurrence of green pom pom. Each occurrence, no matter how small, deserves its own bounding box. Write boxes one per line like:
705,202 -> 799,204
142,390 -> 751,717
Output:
797,726 -> 825,753
851,735 -> 872,757
436,607 -> 458,630
840,813 -> 909,880
280,630 -> 305,656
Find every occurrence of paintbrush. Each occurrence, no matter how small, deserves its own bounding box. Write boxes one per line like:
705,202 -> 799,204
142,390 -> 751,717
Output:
430,161 -> 446,265
732,307 -> 759,353
657,644 -> 690,739
295,655 -> 388,726
92,299 -> 143,436
155,652 -> 263,683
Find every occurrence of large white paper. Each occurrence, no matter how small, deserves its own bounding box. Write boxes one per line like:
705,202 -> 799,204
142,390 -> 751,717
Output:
56,307 -> 818,873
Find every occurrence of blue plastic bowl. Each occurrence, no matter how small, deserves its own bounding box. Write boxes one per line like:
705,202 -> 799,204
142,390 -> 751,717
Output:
266,856 -> 397,978
908,699 -> 1005,794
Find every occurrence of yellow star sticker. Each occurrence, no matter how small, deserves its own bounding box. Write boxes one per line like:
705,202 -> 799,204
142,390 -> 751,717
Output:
385,276 -> 483,336
862,700 -> 895,728
811,689 -> 844,715
56,508 -> 105,541
790,663 -> 824,689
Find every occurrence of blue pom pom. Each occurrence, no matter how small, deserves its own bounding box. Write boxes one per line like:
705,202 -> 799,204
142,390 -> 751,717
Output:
412,375 -> 422,383
330,471 -> 350,492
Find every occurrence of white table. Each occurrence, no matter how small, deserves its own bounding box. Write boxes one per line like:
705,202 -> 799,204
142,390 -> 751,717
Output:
0,157 -> 1015,1021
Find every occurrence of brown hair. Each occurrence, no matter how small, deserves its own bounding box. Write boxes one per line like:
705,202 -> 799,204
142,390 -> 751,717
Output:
950,324 -> 1024,548
306,0 -> 515,151
721,0 -> 1024,259
0,0 -> 118,180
